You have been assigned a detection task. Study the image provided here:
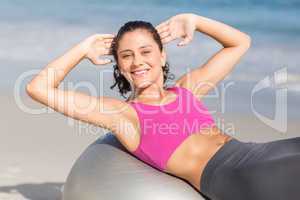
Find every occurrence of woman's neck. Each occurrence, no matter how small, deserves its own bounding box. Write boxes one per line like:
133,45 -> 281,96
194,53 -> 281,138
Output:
128,85 -> 168,102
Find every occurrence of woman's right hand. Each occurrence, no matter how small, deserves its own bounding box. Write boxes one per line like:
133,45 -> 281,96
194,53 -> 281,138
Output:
82,34 -> 115,65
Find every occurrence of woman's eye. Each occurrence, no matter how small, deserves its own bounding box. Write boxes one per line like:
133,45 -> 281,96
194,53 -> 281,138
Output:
122,55 -> 131,58
143,51 -> 151,54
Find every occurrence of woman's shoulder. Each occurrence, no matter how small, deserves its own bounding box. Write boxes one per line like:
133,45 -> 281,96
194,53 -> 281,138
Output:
101,96 -> 140,151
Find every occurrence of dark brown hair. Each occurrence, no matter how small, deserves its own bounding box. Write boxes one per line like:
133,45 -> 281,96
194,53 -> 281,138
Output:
110,20 -> 175,99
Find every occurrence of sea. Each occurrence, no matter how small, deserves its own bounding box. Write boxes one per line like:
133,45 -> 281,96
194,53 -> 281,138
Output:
1,0 -> 299,125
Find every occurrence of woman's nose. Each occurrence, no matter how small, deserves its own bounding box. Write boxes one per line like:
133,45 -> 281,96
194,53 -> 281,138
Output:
133,55 -> 143,66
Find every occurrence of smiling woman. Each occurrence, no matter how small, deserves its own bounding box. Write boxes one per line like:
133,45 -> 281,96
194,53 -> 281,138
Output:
110,21 -> 175,99
26,12 -> 300,200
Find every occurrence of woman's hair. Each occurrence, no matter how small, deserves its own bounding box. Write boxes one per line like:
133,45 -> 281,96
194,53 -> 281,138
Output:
110,20 -> 175,99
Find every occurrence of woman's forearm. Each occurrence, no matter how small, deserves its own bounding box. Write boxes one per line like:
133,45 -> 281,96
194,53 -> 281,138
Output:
27,40 -> 88,90
193,14 -> 251,47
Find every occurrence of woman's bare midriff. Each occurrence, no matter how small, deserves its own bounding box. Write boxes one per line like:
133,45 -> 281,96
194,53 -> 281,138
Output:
163,125 -> 233,192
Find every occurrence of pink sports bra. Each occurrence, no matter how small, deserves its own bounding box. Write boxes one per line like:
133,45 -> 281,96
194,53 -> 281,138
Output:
129,86 -> 216,171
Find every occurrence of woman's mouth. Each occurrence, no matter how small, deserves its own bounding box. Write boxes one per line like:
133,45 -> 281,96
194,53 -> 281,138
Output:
131,69 -> 150,78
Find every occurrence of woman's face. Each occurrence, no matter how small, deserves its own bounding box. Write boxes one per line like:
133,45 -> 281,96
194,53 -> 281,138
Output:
117,29 -> 166,89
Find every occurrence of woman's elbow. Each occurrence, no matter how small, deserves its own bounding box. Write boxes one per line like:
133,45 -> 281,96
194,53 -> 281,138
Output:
26,83 -> 44,100
242,34 -> 251,49
26,84 -> 41,101
26,83 -> 34,96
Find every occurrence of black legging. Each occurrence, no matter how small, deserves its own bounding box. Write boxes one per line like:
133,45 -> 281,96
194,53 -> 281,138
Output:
200,137 -> 300,200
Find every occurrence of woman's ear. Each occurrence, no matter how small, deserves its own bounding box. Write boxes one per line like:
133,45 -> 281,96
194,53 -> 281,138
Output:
161,49 -> 167,66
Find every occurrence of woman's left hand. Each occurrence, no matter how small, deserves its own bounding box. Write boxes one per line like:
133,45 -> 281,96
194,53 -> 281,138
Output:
156,13 -> 197,46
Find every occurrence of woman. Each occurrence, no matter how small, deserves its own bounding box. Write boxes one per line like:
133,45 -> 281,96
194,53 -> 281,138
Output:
26,13 -> 300,200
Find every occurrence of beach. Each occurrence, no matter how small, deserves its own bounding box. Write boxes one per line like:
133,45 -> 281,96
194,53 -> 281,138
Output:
1,94 -> 299,199
0,0 -> 299,199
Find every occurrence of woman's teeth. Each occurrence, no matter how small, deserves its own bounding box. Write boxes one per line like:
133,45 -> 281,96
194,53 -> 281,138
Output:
132,69 -> 149,76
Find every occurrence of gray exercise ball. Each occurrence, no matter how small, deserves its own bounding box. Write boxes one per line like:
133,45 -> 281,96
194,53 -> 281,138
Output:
63,132 -> 207,200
